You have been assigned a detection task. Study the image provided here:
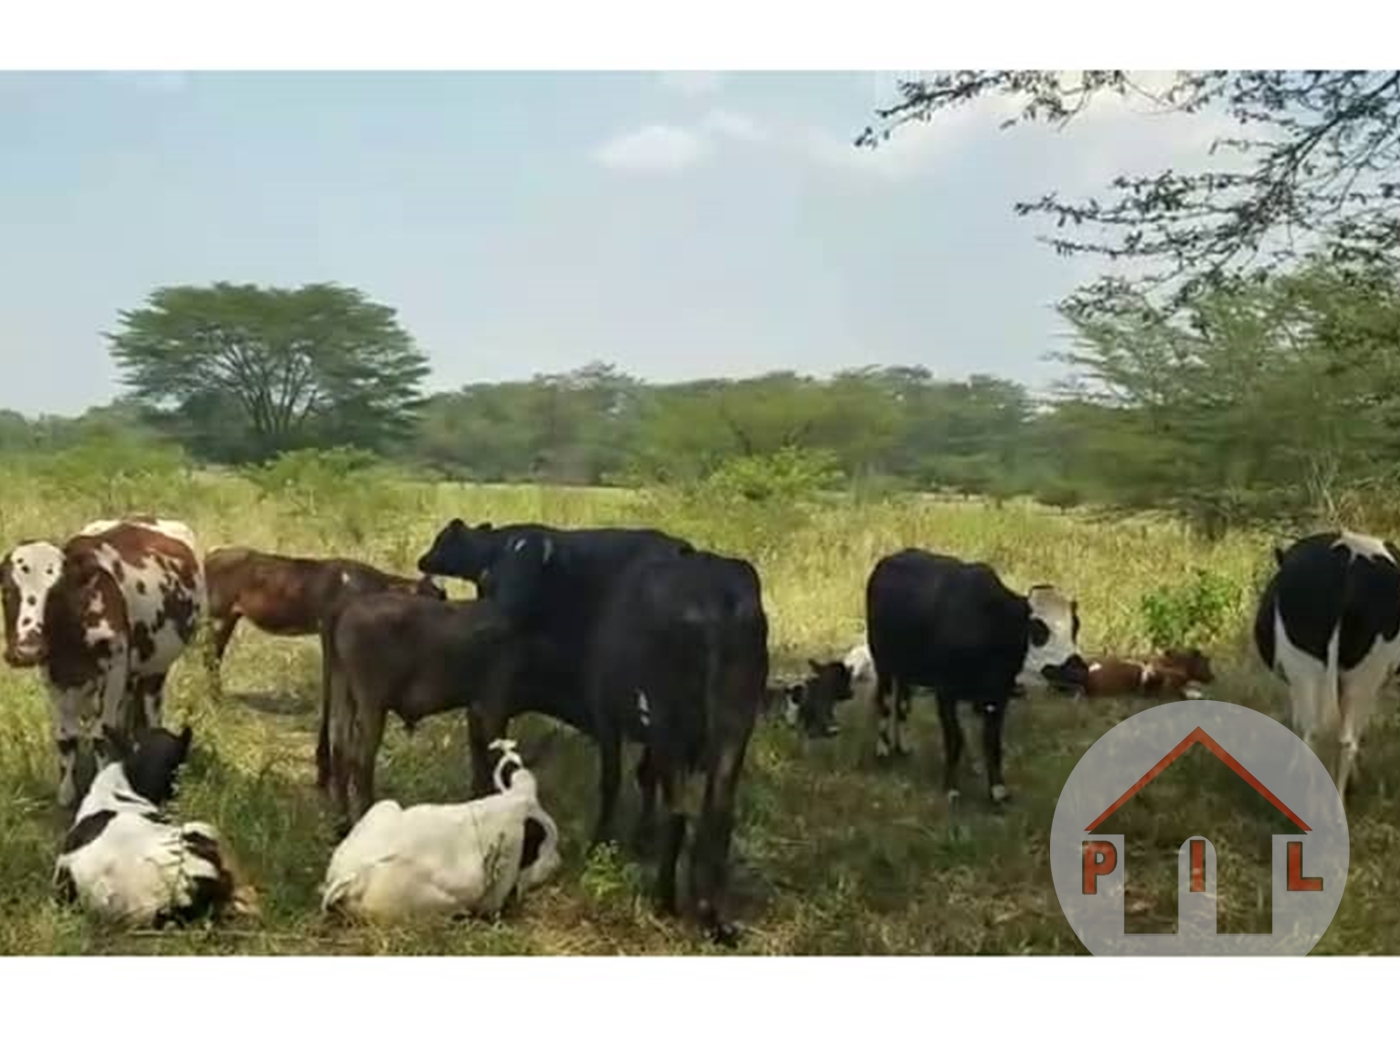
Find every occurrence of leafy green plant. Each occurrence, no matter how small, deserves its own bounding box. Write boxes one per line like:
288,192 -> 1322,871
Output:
1139,567 -> 1241,651
701,446 -> 844,505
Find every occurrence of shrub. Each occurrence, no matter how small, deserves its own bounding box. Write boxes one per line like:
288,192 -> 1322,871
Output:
1139,567 -> 1242,651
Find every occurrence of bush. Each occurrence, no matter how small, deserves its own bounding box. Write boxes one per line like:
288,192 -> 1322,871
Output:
1139,567 -> 1242,651
239,447 -> 394,545
1,439 -> 196,521
701,447 -> 844,505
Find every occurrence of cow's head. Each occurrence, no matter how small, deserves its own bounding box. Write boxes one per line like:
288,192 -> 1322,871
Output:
1160,646 -> 1215,684
1,540 -> 65,668
413,575 -> 448,601
785,659 -> 854,738
416,518 -> 499,581
121,724 -> 194,807
1022,584 -> 1089,693
482,531 -> 556,624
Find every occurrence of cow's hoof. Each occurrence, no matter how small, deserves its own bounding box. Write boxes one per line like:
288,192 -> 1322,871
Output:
990,784 -> 1010,806
945,788 -> 961,810
707,921 -> 741,948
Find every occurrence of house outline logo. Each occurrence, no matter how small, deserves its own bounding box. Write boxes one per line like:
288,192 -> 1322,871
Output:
1050,699 -> 1349,955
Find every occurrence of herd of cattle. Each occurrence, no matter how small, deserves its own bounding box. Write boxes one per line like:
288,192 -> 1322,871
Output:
2,514 -> 1397,946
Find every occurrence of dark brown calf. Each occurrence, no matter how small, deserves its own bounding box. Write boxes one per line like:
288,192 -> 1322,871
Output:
317,590 -> 523,831
204,545 -> 445,666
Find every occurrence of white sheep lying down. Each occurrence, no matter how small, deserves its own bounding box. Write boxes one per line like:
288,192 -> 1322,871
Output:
320,739 -> 561,922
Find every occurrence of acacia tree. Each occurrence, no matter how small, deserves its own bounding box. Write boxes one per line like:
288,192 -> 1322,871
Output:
858,71 -> 1400,310
107,281 -> 429,460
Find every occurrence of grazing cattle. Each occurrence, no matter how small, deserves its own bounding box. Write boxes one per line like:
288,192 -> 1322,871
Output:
53,725 -> 259,927
865,549 -> 1090,806
572,545 -> 768,945
1,517 -> 205,806
781,658 -> 855,738
317,589 -> 525,829
1084,647 -> 1215,701
1254,530 -> 1400,801
414,519 -> 695,796
203,545 -> 445,664
320,738 -> 561,923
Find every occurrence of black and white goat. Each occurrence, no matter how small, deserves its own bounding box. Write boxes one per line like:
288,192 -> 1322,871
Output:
319,738 -> 562,922
53,725 -> 259,927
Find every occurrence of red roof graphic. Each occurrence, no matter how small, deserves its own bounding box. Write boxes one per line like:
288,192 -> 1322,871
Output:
1084,726 -> 1311,833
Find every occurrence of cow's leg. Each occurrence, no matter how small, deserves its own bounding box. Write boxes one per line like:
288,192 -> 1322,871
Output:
980,698 -> 1010,804
692,735 -> 749,947
93,652 -> 131,770
345,705 -> 386,828
137,672 -> 167,731
873,671 -> 895,760
633,747 -> 659,854
1336,664 -> 1387,801
210,614 -> 240,663
591,718 -> 624,850
49,687 -> 84,808
935,692 -> 965,807
891,679 -> 913,758
655,765 -> 688,918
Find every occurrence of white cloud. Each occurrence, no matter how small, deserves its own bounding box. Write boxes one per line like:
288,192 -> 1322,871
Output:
798,72 -> 1242,189
701,109 -> 765,143
591,108 -> 768,175
658,71 -> 725,97
592,123 -> 710,172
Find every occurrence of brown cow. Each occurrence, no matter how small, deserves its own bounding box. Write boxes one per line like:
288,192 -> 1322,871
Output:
203,546 -> 446,667
2,517 -> 205,806
317,590 -> 525,832
1084,646 -> 1215,701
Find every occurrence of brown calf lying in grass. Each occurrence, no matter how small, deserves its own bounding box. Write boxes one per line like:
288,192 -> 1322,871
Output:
1084,647 -> 1215,701
203,545 -> 446,671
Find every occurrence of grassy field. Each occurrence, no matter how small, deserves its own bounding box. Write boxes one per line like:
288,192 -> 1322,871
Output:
2,466 -> 1398,955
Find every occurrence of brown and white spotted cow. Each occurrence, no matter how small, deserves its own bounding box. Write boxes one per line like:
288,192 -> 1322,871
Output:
1,517 -> 205,806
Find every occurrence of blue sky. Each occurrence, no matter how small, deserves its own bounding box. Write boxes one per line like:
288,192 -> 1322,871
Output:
0,71 -> 1224,416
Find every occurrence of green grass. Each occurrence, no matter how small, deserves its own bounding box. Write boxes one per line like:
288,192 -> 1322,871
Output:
2,471 -> 1398,955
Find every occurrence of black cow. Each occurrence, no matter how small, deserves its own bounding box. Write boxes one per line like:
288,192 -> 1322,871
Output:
1253,530 -> 1400,803
414,520 -> 695,797
865,548 -> 1090,806
493,539 -> 767,945
779,659 -> 854,738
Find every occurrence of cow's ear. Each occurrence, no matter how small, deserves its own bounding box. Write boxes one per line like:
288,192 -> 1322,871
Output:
1028,618 -> 1050,648
177,723 -> 193,758
808,659 -> 823,676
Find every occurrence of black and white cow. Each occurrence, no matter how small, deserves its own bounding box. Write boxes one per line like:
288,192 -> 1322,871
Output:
865,548 -> 1090,806
1254,530 -> 1400,802
53,725 -> 258,927
488,536 -> 768,945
